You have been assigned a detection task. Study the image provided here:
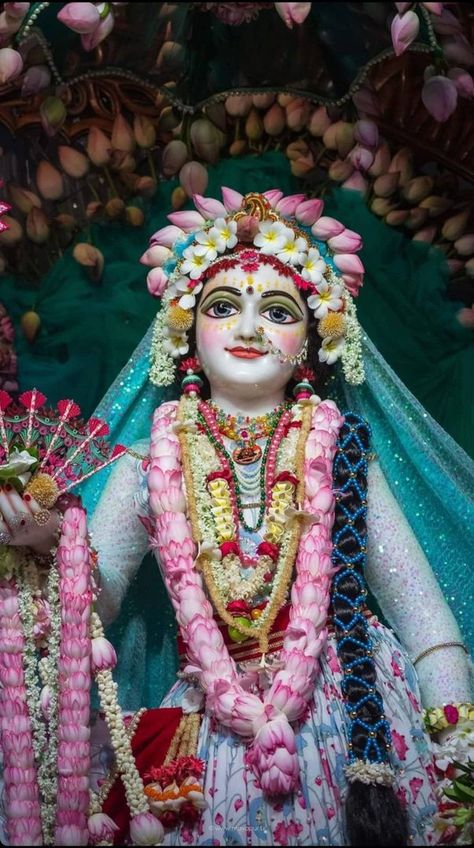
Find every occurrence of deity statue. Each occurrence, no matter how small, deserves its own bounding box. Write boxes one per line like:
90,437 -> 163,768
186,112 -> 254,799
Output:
0,188 -> 472,847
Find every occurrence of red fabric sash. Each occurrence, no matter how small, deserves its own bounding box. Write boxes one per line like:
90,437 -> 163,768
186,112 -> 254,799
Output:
102,707 -> 183,845
177,603 -> 291,666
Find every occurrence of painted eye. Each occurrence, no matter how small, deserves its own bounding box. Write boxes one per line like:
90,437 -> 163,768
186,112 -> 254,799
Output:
204,299 -> 239,319
261,305 -> 298,324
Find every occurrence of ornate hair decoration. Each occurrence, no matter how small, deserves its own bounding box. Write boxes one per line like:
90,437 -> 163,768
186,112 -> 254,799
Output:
141,189 -> 365,387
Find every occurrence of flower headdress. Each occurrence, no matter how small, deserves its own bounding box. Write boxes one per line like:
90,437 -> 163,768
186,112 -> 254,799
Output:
141,188 -> 366,386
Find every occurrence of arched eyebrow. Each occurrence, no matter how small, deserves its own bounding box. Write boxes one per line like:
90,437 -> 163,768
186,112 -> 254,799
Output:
200,286 -> 242,308
261,289 -> 304,312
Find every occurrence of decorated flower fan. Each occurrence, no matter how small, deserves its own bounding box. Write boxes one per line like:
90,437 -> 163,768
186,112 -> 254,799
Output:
0,388 -> 127,506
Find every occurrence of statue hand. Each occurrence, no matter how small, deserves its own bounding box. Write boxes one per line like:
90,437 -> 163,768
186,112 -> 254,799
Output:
0,485 -> 61,554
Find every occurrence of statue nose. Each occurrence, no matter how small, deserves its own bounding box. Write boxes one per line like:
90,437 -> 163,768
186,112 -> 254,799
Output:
236,303 -> 258,340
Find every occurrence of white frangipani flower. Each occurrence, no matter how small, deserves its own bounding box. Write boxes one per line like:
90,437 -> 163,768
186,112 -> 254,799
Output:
180,244 -> 211,279
301,248 -> 327,284
210,218 -> 237,250
253,220 -> 288,254
175,276 -> 203,310
318,335 -> 345,365
277,235 -> 307,266
163,328 -> 189,359
194,228 -> 225,260
307,281 -> 344,318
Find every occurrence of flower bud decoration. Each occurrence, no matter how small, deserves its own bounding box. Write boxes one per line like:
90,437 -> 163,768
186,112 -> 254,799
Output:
286,98 -> 311,131
91,636 -> 117,673
133,114 -> 156,148
179,161 -> 208,197
0,215 -> 23,244
40,96 -> 67,137
402,175 -> 434,203
36,161 -> 64,201
190,118 -> 221,163
162,140 -> 188,176
140,245 -> 171,267
245,108 -> 264,141
111,113 -> 136,153
57,2 -> 100,33
354,119 -> 379,148
368,143 -> 391,177
8,185 -> 42,214
0,47 -> 23,83
129,811 -> 164,846
335,121 -> 355,158
73,243 -> 105,282
105,198 -> 125,220
419,195 -> 453,217
171,186 -> 187,210
81,8 -> 114,51
21,310 -> 41,342
341,171 -> 368,194
373,173 -> 399,197
263,102 -> 286,136
328,159 -> 354,182
447,68 -> 474,98
87,127 -> 111,167
58,146 -> 90,179
135,176 -> 157,198
225,94 -> 253,117
26,208 -> 50,244
442,210 -> 470,241
388,148 -> 413,185
422,75 -> 458,122
21,64 -> 51,97
391,9 -> 420,56
252,92 -> 275,109
275,2 -> 311,29
126,206 -> 144,227
454,234 -> 474,256
147,267 -> 168,297
308,106 -> 331,136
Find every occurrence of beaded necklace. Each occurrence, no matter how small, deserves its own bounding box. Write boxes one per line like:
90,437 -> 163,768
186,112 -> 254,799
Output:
208,402 -> 289,466
198,402 -> 289,533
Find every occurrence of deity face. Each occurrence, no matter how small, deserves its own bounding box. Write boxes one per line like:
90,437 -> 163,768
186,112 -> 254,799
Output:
195,263 -> 308,401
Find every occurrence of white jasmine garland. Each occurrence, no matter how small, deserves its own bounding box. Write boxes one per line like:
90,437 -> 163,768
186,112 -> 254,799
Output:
150,308 -> 179,387
341,292 -> 365,385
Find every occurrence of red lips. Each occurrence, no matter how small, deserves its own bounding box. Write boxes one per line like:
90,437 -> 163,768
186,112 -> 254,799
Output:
226,346 -> 268,359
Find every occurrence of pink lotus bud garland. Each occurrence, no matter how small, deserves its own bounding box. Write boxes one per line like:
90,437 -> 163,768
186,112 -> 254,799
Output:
148,397 -> 341,796
55,507 -> 92,846
0,558 -> 43,845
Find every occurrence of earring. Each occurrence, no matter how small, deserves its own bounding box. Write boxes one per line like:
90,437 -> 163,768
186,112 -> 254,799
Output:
179,356 -> 203,397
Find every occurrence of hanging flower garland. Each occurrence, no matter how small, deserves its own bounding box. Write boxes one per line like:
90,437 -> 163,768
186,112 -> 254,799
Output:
148,395 -> 342,795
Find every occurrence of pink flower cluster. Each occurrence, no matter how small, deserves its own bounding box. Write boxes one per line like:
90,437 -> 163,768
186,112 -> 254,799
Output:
148,399 -> 341,796
0,578 -> 43,845
55,507 -> 92,846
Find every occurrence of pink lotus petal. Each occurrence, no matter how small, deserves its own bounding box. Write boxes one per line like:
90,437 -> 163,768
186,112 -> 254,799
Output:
327,229 -> 363,253
333,253 -> 365,274
263,189 -> 283,208
391,10 -> 420,57
192,194 -> 227,220
221,186 -> 243,212
167,210 -> 205,231
150,224 -> 184,248
311,216 -> 345,240
341,170 -> 368,194
275,193 -> 305,217
295,198 -> 324,226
